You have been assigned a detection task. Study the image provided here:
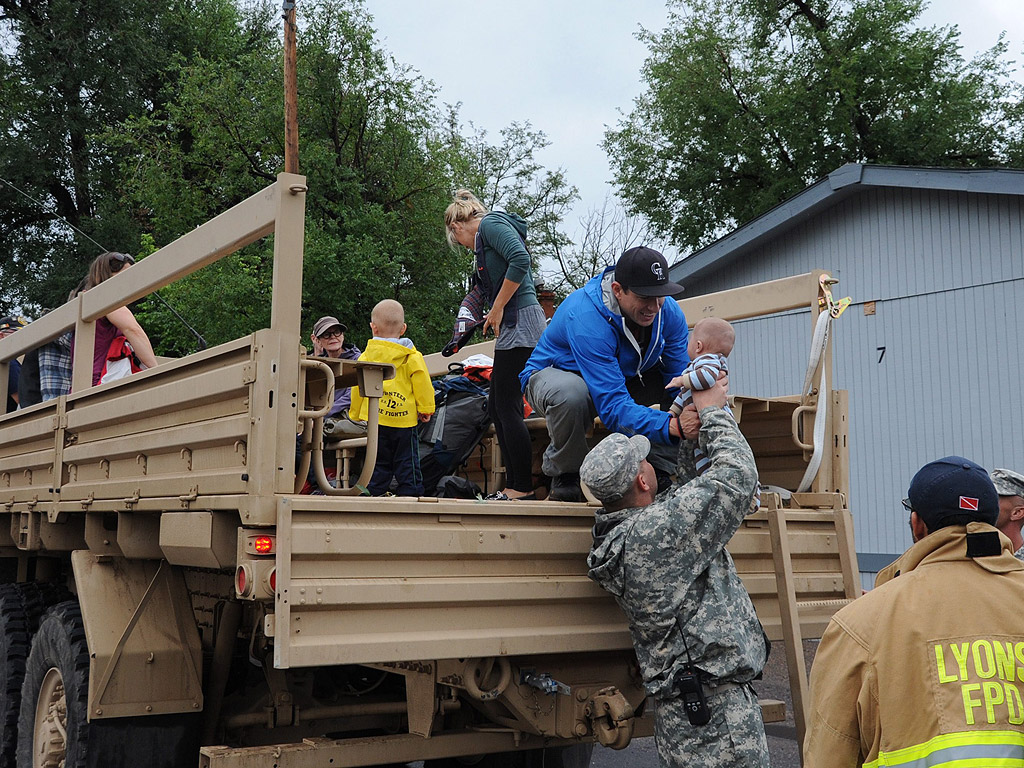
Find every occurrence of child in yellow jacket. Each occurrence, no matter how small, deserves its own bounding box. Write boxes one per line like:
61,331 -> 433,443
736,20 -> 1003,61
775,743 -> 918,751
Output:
349,299 -> 435,496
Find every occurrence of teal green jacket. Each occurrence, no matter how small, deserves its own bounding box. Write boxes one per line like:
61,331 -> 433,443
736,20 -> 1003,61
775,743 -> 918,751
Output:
475,211 -> 539,310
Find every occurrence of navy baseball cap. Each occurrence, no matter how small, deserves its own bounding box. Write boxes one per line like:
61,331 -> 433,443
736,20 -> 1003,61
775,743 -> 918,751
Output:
614,247 -> 684,297
906,456 -> 999,530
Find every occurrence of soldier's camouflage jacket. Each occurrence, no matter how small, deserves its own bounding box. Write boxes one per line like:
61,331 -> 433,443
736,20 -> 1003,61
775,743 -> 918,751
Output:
587,407 -> 767,698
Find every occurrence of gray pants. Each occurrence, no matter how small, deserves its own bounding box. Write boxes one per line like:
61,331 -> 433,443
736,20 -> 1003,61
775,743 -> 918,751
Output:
524,366 -> 676,478
653,684 -> 769,768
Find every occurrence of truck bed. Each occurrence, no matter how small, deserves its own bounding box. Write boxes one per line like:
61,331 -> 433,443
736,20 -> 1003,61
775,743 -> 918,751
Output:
0,324 -> 856,664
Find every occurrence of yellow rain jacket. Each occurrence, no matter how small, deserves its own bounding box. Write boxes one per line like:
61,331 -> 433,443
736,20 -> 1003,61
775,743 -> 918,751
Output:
349,338 -> 434,428
804,522 -> 1024,767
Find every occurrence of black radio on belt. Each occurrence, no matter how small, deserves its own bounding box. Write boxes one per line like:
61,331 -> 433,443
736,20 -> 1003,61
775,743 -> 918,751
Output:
675,618 -> 712,726
676,668 -> 711,726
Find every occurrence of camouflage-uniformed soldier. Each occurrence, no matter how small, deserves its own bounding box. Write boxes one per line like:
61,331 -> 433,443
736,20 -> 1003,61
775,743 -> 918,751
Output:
991,467 -> 1024,560
583,377 -> 768,768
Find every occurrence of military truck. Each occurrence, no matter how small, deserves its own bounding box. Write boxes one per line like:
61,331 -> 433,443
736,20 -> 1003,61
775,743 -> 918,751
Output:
0,174 -> 858,767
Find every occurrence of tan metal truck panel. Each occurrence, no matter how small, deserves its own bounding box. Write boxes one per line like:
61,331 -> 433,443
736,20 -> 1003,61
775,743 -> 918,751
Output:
72,551 -> 203,718
274,496 -> 628,669
59,336 -> 254,510
272,494 -> 855,668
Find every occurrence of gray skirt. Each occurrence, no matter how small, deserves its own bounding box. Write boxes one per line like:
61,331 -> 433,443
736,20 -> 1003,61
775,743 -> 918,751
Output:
496,303 -> 546,351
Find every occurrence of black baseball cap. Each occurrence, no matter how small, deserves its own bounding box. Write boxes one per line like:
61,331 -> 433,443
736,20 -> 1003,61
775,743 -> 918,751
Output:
0,316 -> 27,332
906,456 -> 999,530
614,247 -> 684,297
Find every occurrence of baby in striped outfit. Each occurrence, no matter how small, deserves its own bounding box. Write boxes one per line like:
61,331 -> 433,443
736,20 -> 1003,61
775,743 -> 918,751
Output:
668,317 -> 759,510
668,318 -> 739,466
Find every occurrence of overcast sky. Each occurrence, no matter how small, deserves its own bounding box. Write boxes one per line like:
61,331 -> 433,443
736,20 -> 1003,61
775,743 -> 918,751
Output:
368,0 -> 1023,261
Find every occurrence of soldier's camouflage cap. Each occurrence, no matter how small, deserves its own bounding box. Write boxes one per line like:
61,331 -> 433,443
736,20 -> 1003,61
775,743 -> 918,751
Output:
991,468 -> 1024,499
580,432 -> 651,504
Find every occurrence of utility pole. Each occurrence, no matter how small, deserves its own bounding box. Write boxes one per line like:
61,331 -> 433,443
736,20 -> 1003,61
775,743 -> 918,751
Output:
283,0 -> 299,174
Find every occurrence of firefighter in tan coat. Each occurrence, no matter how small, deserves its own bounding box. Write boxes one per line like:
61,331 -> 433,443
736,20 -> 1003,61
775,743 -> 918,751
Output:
804,456 -> 1024,768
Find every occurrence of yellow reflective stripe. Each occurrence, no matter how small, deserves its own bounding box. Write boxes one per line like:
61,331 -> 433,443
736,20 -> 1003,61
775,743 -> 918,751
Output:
863,730 -> 1024,768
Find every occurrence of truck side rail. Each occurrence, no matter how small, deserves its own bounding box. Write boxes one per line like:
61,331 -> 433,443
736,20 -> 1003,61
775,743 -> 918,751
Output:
0,176 -> 309,515
0,174 -> 306,396
0,175 -> 368,526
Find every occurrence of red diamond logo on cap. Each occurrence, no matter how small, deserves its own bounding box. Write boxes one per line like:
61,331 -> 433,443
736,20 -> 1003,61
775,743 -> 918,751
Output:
959,496 -> 979,511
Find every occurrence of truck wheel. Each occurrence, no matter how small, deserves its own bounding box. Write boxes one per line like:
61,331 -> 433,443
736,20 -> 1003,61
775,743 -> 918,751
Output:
16,600 -> 90,768
20,583 -> 74,622
0,585 -> 34,767
16,600 -> 202,768
1,582 -> 71,767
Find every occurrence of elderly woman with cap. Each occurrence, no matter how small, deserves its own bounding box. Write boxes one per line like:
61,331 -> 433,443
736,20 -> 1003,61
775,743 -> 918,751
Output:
444,190 -> 547,500
309,315 -> 363,434
76,252 -> 158,386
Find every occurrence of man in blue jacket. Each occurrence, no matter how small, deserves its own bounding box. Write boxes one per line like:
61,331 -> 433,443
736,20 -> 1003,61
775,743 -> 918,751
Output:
520,247 -> 690,501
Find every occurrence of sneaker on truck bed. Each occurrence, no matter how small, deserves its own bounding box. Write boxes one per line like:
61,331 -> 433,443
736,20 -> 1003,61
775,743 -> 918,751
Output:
548,473 -> 582,502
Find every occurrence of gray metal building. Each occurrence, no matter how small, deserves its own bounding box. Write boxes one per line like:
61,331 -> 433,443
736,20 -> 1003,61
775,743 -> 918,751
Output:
668,163 -> 1024,586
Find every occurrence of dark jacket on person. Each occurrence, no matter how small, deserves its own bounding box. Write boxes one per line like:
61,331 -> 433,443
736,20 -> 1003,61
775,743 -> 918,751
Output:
323,341 -> 361,418
5,359 -> 19,413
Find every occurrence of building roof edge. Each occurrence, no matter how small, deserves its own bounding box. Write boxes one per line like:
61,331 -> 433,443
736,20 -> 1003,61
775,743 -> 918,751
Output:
669,164 -> 1024,284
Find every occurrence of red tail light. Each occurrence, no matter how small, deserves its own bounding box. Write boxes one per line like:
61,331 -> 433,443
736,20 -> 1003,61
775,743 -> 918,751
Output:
235,565 -> 251,597
253,535 -> 274,554
246,534 -> 276,555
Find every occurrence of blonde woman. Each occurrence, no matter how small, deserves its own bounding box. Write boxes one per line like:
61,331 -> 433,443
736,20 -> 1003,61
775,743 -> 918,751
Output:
445,190 -> 546,500
79,252 -> 158,385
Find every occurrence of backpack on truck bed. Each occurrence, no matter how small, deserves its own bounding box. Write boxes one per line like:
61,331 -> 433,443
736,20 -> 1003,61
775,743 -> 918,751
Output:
418,370 -> 491,495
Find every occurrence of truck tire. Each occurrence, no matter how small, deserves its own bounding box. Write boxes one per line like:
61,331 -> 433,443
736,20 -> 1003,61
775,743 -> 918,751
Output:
425,744 -> 593,768
0,585 -> 33,768
15,600 -> 201,768
0,583 -> 71,768
15,600 -> 91,768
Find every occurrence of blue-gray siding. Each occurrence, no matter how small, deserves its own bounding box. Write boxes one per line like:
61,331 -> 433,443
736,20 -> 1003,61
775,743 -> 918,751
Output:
677,187 -> 1024,574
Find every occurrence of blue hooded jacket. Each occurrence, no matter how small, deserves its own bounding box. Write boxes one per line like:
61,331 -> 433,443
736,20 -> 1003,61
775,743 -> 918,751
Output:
520,267 -> 689,444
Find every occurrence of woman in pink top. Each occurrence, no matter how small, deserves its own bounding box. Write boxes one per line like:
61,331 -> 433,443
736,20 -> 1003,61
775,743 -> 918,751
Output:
79,252 -> 158,385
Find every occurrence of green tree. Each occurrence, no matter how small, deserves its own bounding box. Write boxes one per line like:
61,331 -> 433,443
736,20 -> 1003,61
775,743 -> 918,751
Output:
605,0 -> 1024,248
0,0 -> 263,315
2,0 -> 577,359
449,120 -> 578,268
117,1 -> 578,355
113,0 -> 470,354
